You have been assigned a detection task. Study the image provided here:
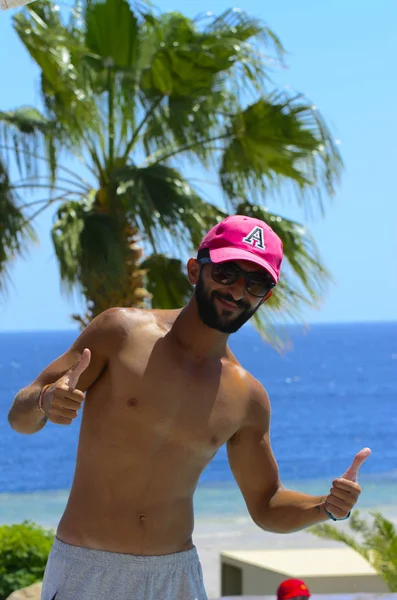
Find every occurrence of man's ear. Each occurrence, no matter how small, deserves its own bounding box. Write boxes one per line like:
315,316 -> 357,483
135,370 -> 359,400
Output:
187,258 -> 200,285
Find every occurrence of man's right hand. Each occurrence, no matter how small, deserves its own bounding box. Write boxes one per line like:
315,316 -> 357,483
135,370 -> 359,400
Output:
41,348 -> 91,425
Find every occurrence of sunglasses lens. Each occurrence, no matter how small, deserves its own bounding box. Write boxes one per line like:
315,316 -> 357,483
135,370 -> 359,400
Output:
212,264 -> 238,285
209,262 -> 276,297
246,277 -> 273,297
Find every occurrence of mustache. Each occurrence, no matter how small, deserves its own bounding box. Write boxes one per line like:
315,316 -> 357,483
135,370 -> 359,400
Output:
212,291 -> 250,310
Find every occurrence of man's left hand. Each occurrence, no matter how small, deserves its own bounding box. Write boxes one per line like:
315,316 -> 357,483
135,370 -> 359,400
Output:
325,447 -> 371,519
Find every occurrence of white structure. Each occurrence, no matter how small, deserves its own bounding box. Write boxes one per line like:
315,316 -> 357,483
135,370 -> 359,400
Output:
220,547 -> 389,596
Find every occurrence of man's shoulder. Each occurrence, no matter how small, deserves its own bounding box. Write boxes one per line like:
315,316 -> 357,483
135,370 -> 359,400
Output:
91,306 -> 147,330
226,351 -> 269,407
73,307 -> 174,357
249,374 -> 270,404
234,367 -> 270,429
224,352 -> 270,424
82,307 -> 156,344
226,368 -> 270,442
91,307 -> 181,338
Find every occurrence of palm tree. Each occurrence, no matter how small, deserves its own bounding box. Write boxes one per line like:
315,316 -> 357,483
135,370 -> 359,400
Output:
310,510 -> 397,591
0,0 -> 342,336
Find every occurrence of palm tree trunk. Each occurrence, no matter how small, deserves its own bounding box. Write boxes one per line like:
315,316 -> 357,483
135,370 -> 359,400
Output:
72,224 -> 151,329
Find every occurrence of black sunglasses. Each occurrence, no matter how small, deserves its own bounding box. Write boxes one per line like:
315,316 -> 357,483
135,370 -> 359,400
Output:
198,258 -> 276,298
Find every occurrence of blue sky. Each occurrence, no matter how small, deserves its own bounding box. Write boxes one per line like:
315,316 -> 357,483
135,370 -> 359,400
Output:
0,0 -> 396,331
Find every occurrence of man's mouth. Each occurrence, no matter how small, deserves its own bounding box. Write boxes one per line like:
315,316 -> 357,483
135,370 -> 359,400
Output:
216,296 -> 240,310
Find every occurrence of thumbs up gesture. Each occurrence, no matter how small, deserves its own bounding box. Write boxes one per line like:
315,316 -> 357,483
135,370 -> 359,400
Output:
324,448 -> 371,520
40,349 -> 91,425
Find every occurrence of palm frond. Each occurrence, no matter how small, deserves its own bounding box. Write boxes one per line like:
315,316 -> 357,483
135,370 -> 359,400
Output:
141,92 -> 229,167
78,208 -> 135,297
138,9 -> 279,165
52,193 -> 136,296
51,198 -> 88,292
220,94 -> 343,214
202,7 -> 282,53
84,0 -> 139,72
236,202 -> 329,331
0,107 -> 58,181
0,162 -> 36,293
109,163 -> 225,253
14,1 -> 99,146
83,0 -> 141,150
141,253 -> 191,309
200,8 -> 284,95
309,510 -> 397,592
310,520 -> 370,560
0,0 -> 344,343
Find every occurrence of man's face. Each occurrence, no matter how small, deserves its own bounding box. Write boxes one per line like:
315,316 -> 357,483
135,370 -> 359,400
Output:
194,260 -> 269,334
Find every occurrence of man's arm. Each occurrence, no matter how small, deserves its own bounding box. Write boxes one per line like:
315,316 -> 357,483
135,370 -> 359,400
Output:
8,307 -> 126,435
227,380 -> 333,534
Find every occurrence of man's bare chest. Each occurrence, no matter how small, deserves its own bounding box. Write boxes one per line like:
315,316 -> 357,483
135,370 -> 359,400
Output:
90,340 -> 249,456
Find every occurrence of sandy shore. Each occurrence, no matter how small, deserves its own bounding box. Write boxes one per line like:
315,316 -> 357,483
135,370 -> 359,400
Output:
193,506 -> 397,599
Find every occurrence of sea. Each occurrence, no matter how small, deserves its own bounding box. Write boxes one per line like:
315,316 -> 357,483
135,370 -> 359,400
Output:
0,322 -> 396,531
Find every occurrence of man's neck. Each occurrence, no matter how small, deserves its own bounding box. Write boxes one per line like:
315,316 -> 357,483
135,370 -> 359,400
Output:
167,298 -> 229,361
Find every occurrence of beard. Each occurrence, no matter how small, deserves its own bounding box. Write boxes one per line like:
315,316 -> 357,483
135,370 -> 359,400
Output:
195,271 -> 261,334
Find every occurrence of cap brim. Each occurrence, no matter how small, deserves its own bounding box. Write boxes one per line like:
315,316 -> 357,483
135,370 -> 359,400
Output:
278,593 -> 310,600
209,246 -> 278,283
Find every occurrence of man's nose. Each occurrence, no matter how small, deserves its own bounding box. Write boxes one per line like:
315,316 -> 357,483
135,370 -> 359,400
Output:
228,276 -> 246,301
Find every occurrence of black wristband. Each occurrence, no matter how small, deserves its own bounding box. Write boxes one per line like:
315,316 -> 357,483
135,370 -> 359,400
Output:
324,503 -> 351,521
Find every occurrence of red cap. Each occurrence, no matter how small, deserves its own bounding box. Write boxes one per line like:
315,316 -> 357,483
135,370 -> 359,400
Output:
277,579 -> 311,600
197,215 -> 283,284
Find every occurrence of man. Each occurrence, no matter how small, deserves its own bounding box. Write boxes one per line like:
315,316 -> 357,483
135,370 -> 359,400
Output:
8,215 -> 370,600
277,578 -> 311,600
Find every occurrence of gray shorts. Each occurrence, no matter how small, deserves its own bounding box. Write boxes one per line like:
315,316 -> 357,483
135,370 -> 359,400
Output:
41,537 -> 208,600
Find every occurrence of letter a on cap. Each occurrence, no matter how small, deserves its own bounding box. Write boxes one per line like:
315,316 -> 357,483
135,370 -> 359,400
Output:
243,226 -> 265,250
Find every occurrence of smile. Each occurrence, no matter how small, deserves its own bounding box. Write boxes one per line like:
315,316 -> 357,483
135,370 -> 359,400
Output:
216,297 -> 240,311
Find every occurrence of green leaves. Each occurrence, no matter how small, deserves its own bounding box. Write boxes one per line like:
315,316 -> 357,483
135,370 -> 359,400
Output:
221,95 -> 342,211
0,162 -> 36,293
140,9 -> 277,99
14,1 -> 99,147
52,192 -> 139,297
138,8 -> 280,165
1,1 -> 344,337
0,521 -> 54,600
310,510 -> 397,592
141,254 -> 192,309
51,198 -> 87,290
0,107 -> 58,180
109,163 -> 226,252
0,107 -> 53,136
237,202 -> 329,319
85,0 -> 139,71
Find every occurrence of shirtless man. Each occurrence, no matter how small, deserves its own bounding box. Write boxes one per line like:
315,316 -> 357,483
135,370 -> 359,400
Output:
8,215 -> 370,600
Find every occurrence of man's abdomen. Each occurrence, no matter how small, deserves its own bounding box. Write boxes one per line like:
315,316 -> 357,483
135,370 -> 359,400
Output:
57,485 -> 195,555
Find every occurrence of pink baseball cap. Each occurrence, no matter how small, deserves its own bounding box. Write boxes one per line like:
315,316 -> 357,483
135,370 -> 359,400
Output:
197,215 -> 283,283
